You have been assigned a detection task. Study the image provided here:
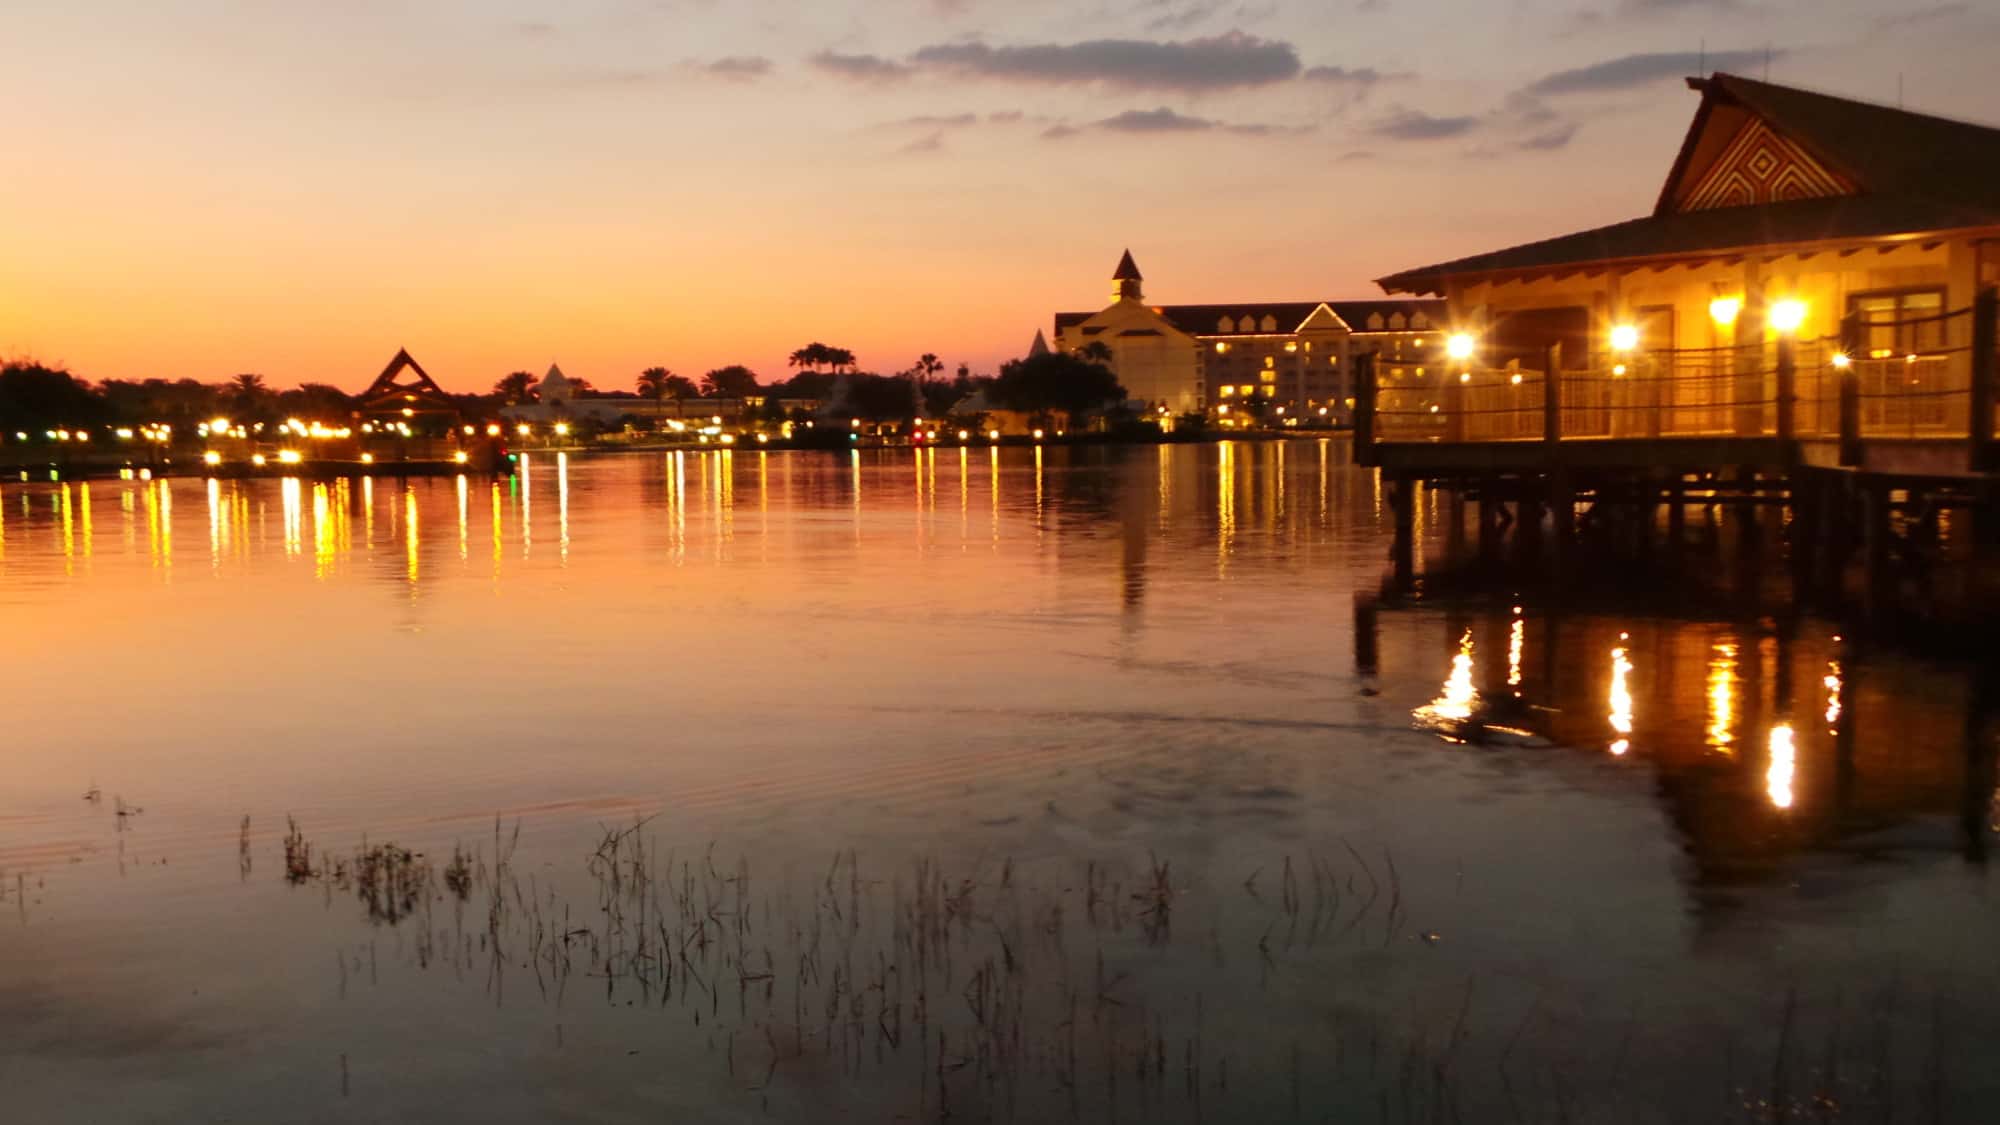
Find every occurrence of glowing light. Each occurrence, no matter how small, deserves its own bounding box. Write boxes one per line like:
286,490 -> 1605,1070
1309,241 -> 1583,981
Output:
553,423 -> 571,436
1709,296 -> 1743,327
1416,632 -> 1479,729
1609,642 -> 1634,755
517,424 -> 531,436
115,427 -> 134,440
401,407 -> 415,417
210,417 -> 231,434
1767,723 -> 1797,809
1032,429 -> 1045,440
361,453 -> 375,464
1612,364 -> 1628,377
756,433 -> 769,444
1609,324 -> 1640,353
251,454 -> 267,467
453,450 -> 470,464
203,451 -> 222,466
1831,352 -> 1852,370
1509,373 -> 1523,386
1507,610 -> 1524,692
487,424 -> 502,436
1445,334 -> 1477,362
957,430 -> 970,441
1769,299 -> 1808,335
1824,662 -> 1843,729
276,449 -> 302,464
1707,643 -> 1738,753
987,429 -> 1000,441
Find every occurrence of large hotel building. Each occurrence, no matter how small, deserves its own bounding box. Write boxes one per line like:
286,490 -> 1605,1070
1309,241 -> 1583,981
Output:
1052,251 -> 1449,421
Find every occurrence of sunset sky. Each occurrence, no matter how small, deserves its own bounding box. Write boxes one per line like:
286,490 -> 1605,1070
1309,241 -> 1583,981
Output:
4,0 -> 1996,393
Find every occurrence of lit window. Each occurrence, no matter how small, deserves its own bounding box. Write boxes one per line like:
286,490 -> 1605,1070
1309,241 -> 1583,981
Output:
1285,342 -> 1299,354
1263,356 -> 1275,369
1219,385 -> 1235,397
1238,385 -> 1255,396
1260,370 -> 1276,383
1214,342 -> 1230,354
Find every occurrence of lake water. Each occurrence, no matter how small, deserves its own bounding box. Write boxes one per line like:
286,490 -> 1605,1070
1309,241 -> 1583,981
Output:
2,443 -> 1995,1123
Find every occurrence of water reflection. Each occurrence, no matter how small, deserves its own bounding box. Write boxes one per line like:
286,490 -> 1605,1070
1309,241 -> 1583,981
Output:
1608,637 -> 1633,756
1415,631 -> 1478,731
1377,599 -> 1999,882
1767,722 -> 1797,810
1706,642 -> 1738,754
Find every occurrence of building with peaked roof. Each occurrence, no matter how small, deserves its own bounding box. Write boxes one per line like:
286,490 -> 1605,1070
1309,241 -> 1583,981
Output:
353,349 -> 461,430
1377,73 -> 2000,374
1054,251 -> 1448,422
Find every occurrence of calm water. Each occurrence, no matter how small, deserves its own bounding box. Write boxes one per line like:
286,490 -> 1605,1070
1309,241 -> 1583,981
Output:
1,444 -> 1995,1123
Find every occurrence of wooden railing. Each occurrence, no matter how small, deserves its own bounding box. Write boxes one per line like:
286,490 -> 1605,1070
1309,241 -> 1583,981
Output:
1356,288 -> 1999,472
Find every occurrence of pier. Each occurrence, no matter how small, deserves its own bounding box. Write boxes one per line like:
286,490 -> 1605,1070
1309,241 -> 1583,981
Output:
1353,288 -> 2000,613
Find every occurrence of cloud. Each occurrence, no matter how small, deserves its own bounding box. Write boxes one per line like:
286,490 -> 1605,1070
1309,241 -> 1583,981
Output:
810,51 -> 914,83
688,56 -> 774,82
1303,65 -> 1387,87
1872,3 -> 1968,30
1044,106 -> 1296,138
910,32 -> 1301,92
899,131 -> 948,154
1526,50 -> 1774,96
1368,108 -> 1479,141
1366,94 -> 1580,154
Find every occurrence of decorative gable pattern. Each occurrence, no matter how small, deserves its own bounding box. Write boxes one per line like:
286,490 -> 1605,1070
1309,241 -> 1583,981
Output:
1675,117 -> 1853,212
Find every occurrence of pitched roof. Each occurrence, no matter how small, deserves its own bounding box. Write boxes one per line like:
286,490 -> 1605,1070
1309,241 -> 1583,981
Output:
1056,299 -> 1446,337
1378,72 -> 2000,295
1663,74 -> 2000,214
356,348 -> 456,410
1113,250 -> 1142,281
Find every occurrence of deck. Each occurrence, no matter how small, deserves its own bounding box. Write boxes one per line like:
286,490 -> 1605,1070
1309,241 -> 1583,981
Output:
1351,290 -> 2000,602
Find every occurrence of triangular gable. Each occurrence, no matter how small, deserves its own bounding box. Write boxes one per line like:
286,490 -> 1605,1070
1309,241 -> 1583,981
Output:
1669,112 -> 1854,213
1294,303 -> 1353,334
360,348 -> 450,401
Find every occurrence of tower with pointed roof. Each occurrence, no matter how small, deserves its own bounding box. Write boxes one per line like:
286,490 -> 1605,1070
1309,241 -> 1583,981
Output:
1052,251 -> 1448,421
1113,250 -> 1144,303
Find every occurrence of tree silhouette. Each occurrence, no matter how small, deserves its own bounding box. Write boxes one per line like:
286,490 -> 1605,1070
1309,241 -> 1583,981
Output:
1078,341 -> 1114,365
494,371 -> 539,403
637,367 -> 675,403
991,353 -> 1126,417
701,365 -> 761,398
915,353 -> 944,383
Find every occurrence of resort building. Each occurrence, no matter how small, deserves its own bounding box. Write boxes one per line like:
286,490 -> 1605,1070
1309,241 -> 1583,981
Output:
501,365 -> 813,429
1053,251 -> 1448,422
1376,73 -> 2000,395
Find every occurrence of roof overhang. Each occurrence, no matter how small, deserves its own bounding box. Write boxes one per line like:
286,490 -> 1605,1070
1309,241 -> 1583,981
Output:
1378,222 -> 2000,297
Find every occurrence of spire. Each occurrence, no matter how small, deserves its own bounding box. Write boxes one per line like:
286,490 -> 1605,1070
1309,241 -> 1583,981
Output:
1112,249 -> 1143,302
1029,329 -> 1051,357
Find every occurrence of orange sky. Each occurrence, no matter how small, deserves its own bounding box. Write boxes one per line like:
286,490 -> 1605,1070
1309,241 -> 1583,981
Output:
4,1 -> 1997,394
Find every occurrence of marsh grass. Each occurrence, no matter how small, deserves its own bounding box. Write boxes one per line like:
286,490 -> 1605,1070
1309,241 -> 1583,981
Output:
270,817 -> 1986,1123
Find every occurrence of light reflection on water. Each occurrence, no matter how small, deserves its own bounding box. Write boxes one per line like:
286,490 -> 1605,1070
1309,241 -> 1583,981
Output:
0,444 -> 1995,1122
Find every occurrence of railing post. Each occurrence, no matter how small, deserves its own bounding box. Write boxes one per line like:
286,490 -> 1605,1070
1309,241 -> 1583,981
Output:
1542,343 -> 1563,449
1444,368 -> 1467,443
1354,352 -> 1378,466
1645,353 -> 1663,439
1971,286 -> 1997,473
1839,313 -> 1862,468
1776,333 -> 1797,453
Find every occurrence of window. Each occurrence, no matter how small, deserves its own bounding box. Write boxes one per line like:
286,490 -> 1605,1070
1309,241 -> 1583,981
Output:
1219,385 -> 1235,397
1260,370 -> 1276,384
1849,289 -> 1947,357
